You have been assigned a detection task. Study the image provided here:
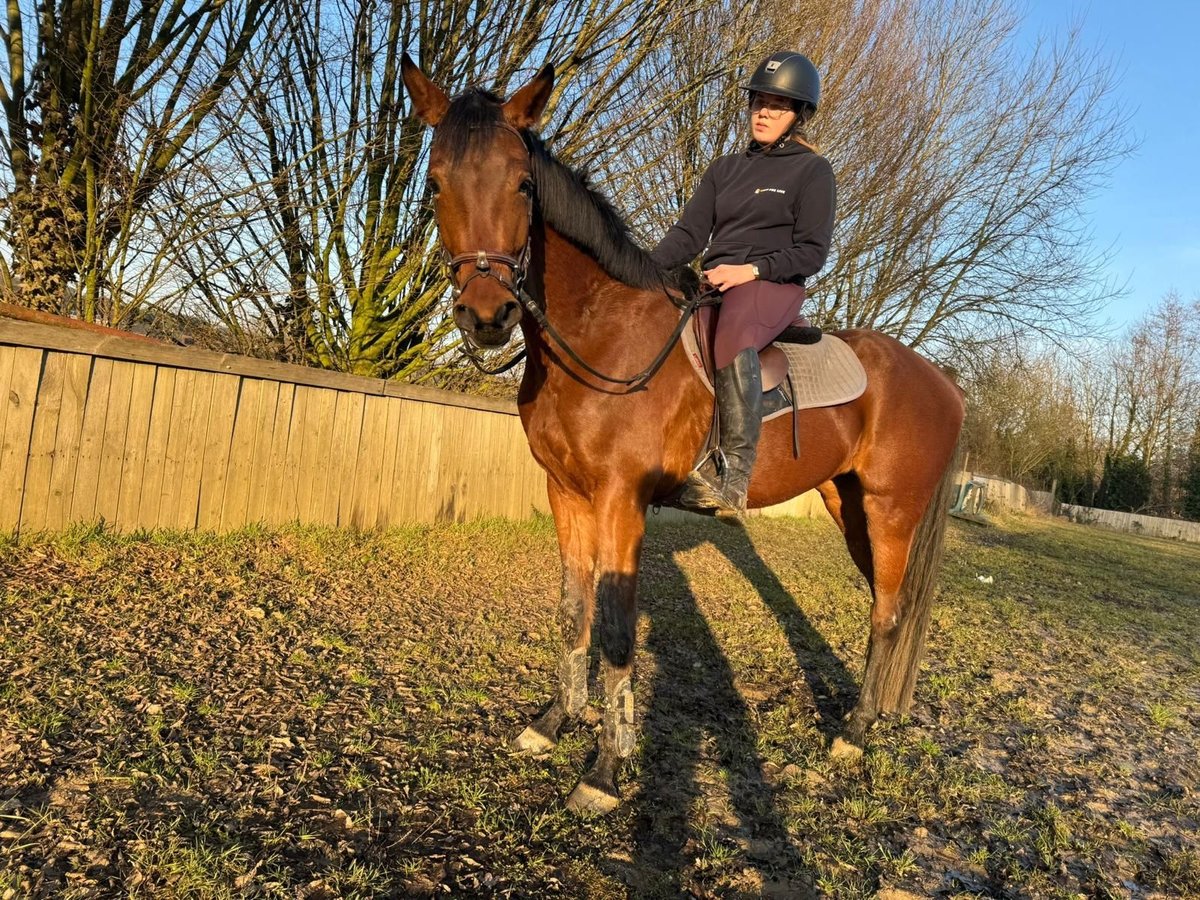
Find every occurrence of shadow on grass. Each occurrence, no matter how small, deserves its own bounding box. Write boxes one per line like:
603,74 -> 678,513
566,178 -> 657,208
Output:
618,517 -> 863,897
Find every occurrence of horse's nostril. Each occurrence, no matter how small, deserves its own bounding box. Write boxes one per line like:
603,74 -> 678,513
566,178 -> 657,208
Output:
454,304 -> 478,328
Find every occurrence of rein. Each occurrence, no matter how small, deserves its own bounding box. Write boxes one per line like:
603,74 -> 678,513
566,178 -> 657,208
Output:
447,123 -> 720,391
521,285 -> 719,392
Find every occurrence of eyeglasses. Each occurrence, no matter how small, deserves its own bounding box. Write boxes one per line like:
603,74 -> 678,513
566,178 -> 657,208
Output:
749,95 -> 794,117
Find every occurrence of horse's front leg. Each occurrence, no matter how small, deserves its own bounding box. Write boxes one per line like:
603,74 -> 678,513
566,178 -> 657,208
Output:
566,489 -> 645,815
514,482 -> 596,752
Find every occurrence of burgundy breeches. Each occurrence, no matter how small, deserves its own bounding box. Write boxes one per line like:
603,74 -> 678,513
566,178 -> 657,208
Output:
713,280 -> 806,369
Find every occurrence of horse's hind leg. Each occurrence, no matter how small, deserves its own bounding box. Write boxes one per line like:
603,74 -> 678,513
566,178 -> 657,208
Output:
819,475 -> 873,584
566,489 -> 645,815
514,483 -> 596,753
836,488 -> 925,754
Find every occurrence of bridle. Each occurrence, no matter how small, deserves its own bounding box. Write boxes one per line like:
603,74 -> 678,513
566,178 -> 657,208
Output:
436,122 -> 535,375
437,122 -> 719,389
440,123 -> 534,308
445,247 -> 531,305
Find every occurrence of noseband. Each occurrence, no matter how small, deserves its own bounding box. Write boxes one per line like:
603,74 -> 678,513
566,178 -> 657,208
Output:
444,246 -> 531,306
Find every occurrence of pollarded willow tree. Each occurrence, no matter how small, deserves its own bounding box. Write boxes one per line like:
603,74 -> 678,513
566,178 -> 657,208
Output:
154,0 -> 734,380
0,0 -> 274,321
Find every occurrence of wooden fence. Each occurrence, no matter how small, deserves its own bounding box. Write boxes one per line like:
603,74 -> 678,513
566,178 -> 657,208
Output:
0,316 -> 550,534
1059,503 -> 1200,544
964,470 -> 1200,544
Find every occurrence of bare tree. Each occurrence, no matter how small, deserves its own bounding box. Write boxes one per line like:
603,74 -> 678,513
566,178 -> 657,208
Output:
150,0 -> 724,379
1105,293 -> 1200,513
2,0 -> 1133,390
0,0 -> 273,321
961,346 -> 1090,482
623,0 -> 1130,360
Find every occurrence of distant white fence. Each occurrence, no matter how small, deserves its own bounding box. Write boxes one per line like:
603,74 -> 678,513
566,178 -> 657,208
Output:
965,471 -> 1200,544
1060,504 -> 1200,544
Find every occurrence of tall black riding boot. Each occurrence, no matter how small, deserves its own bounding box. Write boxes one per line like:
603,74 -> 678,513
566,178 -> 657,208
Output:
676,348 -> 763,513
712,348 -> 763,511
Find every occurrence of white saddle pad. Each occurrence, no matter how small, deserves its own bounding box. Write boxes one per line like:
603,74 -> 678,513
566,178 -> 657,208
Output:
681,325 -> 867,421
765,337 -> 868,419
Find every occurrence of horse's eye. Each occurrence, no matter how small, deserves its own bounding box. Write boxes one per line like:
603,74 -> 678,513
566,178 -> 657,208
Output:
426,177 -> 440,197
518,178 -> 534,197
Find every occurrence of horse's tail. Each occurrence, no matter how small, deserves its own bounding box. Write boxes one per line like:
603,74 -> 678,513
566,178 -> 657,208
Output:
873,434 -> 963,714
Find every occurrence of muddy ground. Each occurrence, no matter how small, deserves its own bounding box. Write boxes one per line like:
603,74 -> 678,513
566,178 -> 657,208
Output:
1,513 -> 1197,898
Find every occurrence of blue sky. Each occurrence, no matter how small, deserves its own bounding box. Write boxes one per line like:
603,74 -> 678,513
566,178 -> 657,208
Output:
1022,0 -> 1200,330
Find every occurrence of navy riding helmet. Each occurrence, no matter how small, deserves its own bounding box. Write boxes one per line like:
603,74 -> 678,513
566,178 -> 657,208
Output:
743,51 -> 821,113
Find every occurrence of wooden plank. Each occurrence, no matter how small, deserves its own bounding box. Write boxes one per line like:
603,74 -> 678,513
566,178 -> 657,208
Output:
374,396 -> 405,528
349,394 -> 388,529
220,378 -> 264,530
294,385 -> 335,524
0,347 -> 44,531
196,374 -> 241,531
360,398 -> 388,532
434,404 -> 461,523
259,382 -> 296,525
175,371 -> 216,529
115,363 -> 157,530
0,348 -> 16,467
477,412 -> 499,520
443,405 -> 471,523
45,354 -> 93,531
484,418 -> 502,517
495,415 -> 514,519
93,361 -> 136,527
274,383 -> 308,524
246,379 -> 278,526
417,400 -> 444,524
325,391 -> 364,527
69,358 -> 114,524
388,398 -> 420,524
0,317 -> 519,415
18,352 -> 68,533
137,367 -> 176,529
158,367 -> 200,530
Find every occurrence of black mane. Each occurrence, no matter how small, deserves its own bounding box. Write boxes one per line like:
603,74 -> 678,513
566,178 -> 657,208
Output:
437,89 -> 678,293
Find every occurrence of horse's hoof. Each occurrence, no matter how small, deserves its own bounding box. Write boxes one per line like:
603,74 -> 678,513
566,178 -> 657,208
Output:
829,736 -> 864,761
512,725 -> 556,754
566,780 -> 620,816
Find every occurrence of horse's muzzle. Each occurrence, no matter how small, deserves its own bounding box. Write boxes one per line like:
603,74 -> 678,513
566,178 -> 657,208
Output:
455,299 -> 521,347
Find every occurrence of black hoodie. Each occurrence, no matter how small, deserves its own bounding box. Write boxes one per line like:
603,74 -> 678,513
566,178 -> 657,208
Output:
650,140 -> 836,285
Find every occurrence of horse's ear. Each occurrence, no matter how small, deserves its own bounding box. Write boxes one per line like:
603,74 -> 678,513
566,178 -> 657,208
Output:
401,53 -> 449,126
503,64 -> 555,130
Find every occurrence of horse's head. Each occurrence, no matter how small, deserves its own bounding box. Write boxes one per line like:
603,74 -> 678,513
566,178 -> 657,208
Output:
401,56 -> 554,349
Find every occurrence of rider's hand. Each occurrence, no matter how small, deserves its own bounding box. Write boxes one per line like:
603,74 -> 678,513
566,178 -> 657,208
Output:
703,264 -> 757,291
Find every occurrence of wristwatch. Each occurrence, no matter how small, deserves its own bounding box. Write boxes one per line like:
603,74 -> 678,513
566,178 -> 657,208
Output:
750,264 -> 761,279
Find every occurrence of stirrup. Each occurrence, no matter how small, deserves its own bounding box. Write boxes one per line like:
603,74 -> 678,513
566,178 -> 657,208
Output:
674,470 -> 747,515
673,470 -> 725,513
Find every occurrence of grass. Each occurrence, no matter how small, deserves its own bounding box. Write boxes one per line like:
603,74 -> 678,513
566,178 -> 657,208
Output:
0,513 -> 1197,897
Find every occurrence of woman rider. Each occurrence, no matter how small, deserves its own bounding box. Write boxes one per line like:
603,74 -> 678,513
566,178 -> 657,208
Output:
651,51 -> 836,514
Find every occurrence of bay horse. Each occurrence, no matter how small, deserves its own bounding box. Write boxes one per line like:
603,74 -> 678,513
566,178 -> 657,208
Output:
400,58 -> 965,814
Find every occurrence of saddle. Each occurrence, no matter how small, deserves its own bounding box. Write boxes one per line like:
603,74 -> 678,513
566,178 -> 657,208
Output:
681,306 -> 867,417
679,302 -> 868,462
